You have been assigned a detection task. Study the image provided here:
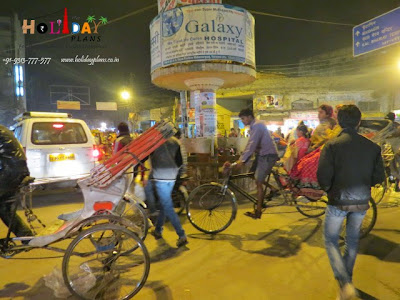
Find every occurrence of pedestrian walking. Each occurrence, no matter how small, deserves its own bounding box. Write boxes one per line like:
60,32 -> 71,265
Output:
144,135 -> 188,247
317,105 -> 385,300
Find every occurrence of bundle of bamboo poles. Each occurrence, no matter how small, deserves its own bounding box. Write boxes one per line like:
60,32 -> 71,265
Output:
87,121 -> 176,188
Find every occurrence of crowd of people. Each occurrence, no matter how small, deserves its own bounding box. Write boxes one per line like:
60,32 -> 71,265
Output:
0,103 -> 392,299
225,104 -> 386,300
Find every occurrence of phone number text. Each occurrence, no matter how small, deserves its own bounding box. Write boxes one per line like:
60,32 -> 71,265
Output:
3,58 -> 51,65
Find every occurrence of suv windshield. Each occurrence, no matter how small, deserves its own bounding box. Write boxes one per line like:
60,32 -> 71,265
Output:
32,122 -> 88,145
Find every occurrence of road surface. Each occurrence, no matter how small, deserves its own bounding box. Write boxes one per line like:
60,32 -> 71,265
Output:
0,188 -> 399,300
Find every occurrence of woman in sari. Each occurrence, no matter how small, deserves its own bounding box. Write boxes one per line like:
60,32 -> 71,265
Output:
290,104 -> 341,188
281,124 -> 311,172
310,104 -> 337,149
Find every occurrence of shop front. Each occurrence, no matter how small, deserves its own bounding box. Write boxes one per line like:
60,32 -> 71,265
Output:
284,111 -> 319,133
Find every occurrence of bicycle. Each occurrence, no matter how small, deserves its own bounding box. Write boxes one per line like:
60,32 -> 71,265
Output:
186,162 -> 377,240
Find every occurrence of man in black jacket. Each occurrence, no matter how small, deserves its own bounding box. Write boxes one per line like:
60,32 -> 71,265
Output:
0,124 -> 33,238
144,136 -> 188,247
317,105 -> 385,300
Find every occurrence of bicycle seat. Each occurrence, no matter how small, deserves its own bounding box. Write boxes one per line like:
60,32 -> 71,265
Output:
20,176 -> 35,187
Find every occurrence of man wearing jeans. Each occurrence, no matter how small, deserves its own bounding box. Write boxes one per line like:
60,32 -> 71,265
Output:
144,136 -> 188,247
317,105 -> 385,300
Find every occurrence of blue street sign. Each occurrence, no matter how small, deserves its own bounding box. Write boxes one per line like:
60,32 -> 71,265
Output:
353,7 -> 400,57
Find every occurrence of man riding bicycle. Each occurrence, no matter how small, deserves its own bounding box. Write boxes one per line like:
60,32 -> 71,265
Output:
0,124 -> 33,240
226,109 -> 279,219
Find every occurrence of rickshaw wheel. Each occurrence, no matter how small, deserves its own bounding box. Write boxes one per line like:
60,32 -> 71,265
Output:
0,240 -> 18,258
62,224 -> 150,300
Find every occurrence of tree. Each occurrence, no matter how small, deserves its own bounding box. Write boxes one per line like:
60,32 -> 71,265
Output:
86,15 -> 96,23
99,16 -> 108,25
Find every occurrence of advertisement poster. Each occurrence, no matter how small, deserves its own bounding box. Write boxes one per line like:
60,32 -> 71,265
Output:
188,108 -> 195,122
150,15 -> 162,71
254,95 -> 284,111
200,92 -> 217,137
193,91 -> 217,137
150,4 -> 255,72
193,91 -> 202,136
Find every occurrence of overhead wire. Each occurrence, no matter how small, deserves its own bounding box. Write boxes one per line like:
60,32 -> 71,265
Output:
248,9 -> 355,27
257,46 -> 389,68
257,54 -> 357,68
257,63 -> 392,77
28,9 -> 64,20
258,60 -> 389,72
256,48 -> 395,76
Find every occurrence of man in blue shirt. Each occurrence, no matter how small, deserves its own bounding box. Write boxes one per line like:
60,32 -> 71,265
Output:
232,109 -> 279,219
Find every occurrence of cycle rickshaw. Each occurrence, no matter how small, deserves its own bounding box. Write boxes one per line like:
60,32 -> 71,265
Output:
186,119 -> 399,237
0,121 -> 176,300
186,161 -> 377,240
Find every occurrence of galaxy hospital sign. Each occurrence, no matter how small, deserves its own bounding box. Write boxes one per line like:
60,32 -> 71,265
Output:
150,4 -> 255,72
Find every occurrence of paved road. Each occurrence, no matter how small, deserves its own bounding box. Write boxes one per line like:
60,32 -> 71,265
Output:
0,188 -> 399,300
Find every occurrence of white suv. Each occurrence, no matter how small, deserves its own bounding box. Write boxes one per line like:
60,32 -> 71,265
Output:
12,112 -> 98,179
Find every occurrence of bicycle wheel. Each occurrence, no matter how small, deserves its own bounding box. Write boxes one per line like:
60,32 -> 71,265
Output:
120,202 -> 149,241
186,183 -> 237,234
172,187 -> 188,215
340,198 -> 377,240
63,224 -> 150,300
371,179 -> 387,205
295,194 -> 328,218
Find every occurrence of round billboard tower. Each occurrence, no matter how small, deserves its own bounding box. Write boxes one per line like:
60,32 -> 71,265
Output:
150,2 -> 256,137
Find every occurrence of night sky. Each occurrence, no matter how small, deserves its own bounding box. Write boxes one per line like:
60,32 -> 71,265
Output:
2,0 -> 400,110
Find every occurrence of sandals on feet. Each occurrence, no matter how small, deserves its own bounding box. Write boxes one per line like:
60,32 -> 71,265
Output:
244,211 -> 262,219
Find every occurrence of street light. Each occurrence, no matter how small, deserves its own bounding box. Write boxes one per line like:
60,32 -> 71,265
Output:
121,90 -> 131,101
